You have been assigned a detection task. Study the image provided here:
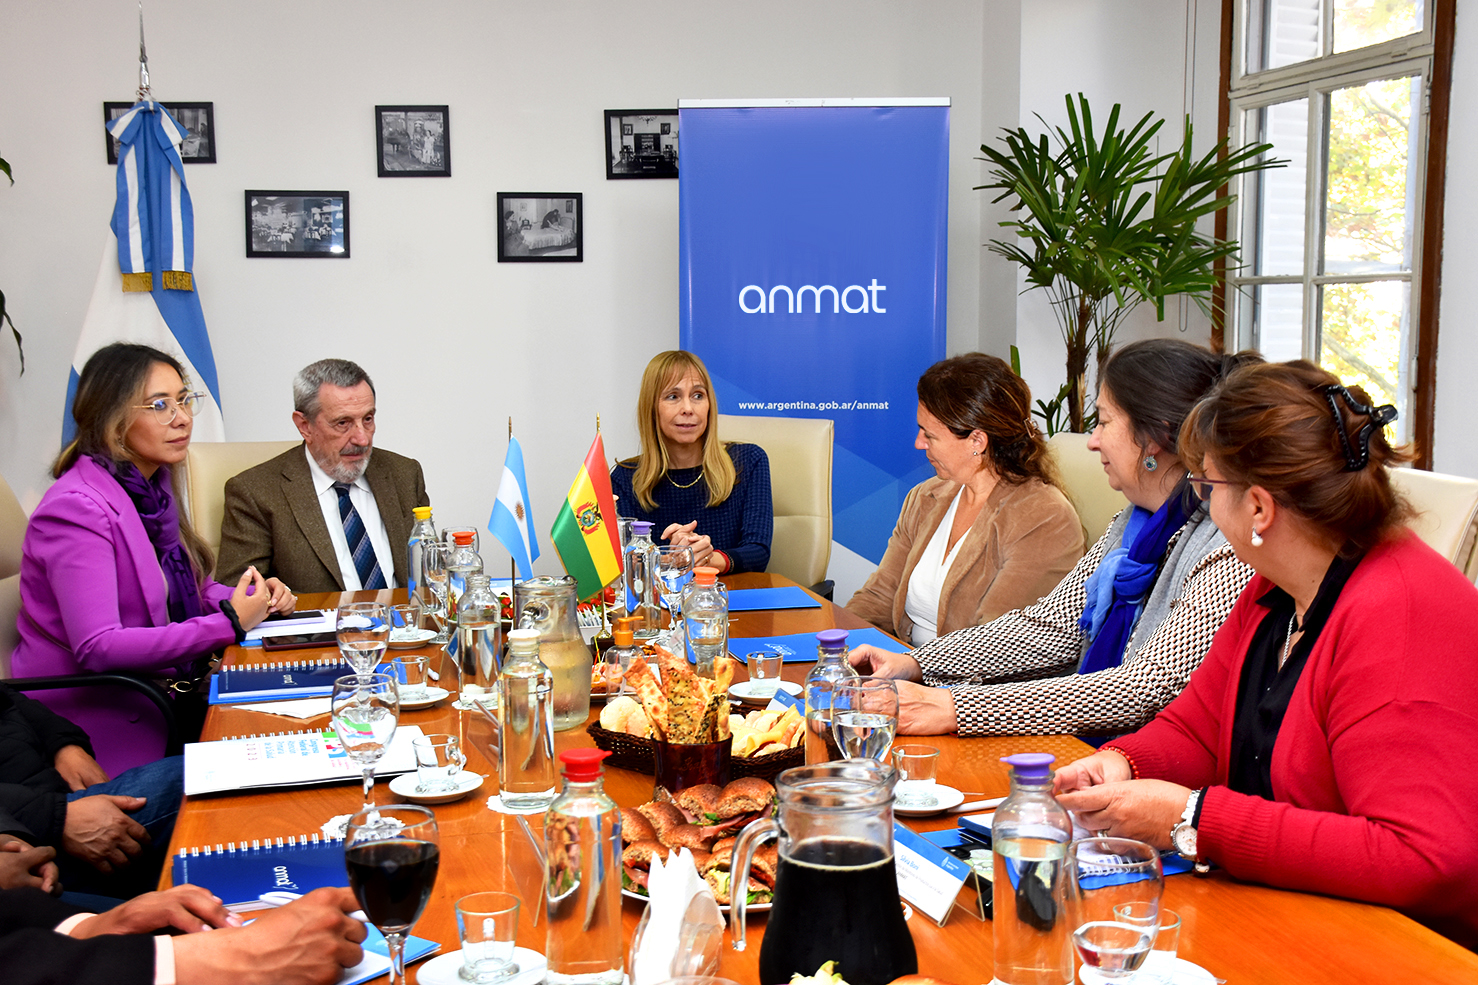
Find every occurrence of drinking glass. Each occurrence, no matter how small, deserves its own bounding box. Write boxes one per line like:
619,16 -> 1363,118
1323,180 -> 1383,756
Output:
1114,902 -> 1181,960
654,545 -> 695,628
830,677 -> 900,762
891,744 -> 940,808
421,542 -> 451,644
345,804 -> 439,985
413,732 -> 465,794
338,602 -> 390,675
746,651 -> 784,698
1067,837 -> 1164,981
456,891 -> 522,982
331,673 -> 400,812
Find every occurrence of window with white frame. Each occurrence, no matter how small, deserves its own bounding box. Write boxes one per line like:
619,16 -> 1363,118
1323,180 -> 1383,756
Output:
1228,0 -> 1434,438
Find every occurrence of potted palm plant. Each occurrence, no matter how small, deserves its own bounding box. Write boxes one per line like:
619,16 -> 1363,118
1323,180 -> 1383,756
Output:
978,94 -> 1281,432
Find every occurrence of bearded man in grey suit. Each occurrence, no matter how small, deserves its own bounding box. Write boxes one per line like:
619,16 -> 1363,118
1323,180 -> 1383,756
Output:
217,359 -> 430,592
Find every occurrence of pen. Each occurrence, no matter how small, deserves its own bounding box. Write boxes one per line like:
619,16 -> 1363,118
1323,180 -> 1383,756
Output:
257,890 -> 369,923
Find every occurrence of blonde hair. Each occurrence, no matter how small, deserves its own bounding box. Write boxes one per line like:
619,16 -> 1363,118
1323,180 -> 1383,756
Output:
624,350 -> 736,510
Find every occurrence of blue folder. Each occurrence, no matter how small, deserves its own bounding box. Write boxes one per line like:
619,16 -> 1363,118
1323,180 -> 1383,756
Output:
726,586 -> 822,611
719,626 -> 910,663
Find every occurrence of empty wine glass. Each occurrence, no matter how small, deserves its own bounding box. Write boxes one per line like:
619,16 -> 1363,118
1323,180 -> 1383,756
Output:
331,673 -> 400,812
338,602 -> 390,675
421,541 -> 451,644
654,545 -> 695,629
345,804 -> 439,985
1067,837 -> 1164,982
830,677 -> 900,762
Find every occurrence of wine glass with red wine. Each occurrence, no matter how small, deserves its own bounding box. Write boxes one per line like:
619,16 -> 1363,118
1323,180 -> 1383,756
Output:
345,804 -> 441,985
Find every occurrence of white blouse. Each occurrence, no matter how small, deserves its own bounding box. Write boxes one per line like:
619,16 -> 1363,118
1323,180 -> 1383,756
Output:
903,487 -> 967,646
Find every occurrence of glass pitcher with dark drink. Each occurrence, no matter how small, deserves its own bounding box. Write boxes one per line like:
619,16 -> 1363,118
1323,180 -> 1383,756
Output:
730,760 -> 917,985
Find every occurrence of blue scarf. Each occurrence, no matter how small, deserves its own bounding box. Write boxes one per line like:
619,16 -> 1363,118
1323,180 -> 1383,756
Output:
96,457 -> 204,624
1076,490 -> 1193,675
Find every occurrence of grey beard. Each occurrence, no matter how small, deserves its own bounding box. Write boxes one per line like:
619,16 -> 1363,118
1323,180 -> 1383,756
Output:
323,444 -> 372,484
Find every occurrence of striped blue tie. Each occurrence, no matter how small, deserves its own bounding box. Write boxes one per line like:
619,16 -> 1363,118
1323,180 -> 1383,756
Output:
333,482 -> 386,590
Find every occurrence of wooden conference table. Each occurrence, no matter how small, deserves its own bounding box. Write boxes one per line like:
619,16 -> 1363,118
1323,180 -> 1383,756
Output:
164,573 -> 1478,984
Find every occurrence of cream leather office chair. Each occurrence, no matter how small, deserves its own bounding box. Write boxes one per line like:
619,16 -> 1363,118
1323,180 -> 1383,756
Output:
717,414 -> 833,588
1047,431 -> 1126,544
1389,467 -> 1478,580
184,440 -> 299,560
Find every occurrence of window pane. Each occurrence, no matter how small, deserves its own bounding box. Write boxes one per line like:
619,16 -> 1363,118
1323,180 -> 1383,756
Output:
1247,0 -> 1322,73
1248,283 -> 1306,360
1323,76 -> 1419,275
1242,100 -> 1309,276
1333,0 -> 1422,54
1319,280 -> 1409,420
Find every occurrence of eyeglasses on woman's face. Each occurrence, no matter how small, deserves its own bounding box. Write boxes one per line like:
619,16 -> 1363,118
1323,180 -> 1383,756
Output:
136,392 -> 206,425
1188,472 -> 1237,502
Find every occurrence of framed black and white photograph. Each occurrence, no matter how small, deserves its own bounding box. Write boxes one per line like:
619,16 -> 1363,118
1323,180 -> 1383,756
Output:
244,191 -> 350,258
105,101 -> 216,164
376,105 -> 450,177
605,109 -> 678,179
498,193 -> 582,262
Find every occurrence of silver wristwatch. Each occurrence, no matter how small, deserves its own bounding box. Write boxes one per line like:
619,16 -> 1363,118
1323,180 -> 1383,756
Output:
1171,789 -> 1211,875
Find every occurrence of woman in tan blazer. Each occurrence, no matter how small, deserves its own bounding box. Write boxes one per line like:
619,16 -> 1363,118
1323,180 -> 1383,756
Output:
846,353 -> 1084,645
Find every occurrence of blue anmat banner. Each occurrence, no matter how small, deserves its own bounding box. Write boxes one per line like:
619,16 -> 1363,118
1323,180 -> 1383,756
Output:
678,100 -> 949,564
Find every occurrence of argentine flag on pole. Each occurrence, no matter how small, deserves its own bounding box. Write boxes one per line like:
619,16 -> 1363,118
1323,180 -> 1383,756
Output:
64,100 -> 223,445
490,436 -> 541,580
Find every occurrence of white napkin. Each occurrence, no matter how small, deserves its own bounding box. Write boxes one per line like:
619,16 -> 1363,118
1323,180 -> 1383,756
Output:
629,848 -> 722,985
234,697 -> 332,719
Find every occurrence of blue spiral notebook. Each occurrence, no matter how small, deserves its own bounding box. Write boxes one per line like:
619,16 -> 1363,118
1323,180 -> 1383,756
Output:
208,658 -> 353,704
173,834 -> 352,908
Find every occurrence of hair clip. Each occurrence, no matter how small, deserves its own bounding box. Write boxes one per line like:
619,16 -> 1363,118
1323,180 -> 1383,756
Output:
1320,384 -> 1397,472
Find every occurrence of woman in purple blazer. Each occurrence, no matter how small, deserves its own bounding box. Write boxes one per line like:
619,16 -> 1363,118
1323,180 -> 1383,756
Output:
14,344 -> 296,775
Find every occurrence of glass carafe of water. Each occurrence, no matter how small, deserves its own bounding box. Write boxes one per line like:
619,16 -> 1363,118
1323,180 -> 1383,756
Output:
730,760 -> 917,985
514,576 -> 592,731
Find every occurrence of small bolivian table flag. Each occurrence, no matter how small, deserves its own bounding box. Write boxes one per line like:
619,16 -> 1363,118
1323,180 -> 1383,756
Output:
551,434 -> 622,601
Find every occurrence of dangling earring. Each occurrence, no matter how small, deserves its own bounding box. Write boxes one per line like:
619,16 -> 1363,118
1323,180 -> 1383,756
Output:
1250,527 -> 1264,547
1143,455 -> 1158,472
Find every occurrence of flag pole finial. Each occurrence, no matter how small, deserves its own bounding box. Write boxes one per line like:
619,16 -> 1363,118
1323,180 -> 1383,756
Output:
508,416 -> 512,440
137,2 -> 152,101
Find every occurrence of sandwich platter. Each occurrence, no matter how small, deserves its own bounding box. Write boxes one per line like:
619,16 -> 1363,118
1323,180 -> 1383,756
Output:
622,886 -> 771,913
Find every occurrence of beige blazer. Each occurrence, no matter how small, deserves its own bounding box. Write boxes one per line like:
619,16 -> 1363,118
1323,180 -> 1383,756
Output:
845,476 -> 1084,642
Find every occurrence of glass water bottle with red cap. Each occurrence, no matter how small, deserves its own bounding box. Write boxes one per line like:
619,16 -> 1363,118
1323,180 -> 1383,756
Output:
680,565 -> 728,678
992,753 -> 1074,985
445,529 -> 484,636
544,748 -> 623,985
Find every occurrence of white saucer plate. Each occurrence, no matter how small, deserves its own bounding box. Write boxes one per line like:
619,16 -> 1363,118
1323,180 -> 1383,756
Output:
398,685 -> 450,710
415,947 -> 547,985
622,887 -> 772,913
894,783 -> 966,817
388,628 -> 438,649
728,680 -> 803,705
1079,950 -> 1219,984
388,771 -> 485,805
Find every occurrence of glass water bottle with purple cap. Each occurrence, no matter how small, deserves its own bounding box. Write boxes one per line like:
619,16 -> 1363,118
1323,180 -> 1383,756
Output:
804,628 -> 859,764
992,753 -> 1075,985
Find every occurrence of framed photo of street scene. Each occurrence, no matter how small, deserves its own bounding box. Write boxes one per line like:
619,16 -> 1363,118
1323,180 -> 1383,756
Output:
376,105 -> 450,177
244,191 -> 350,258
498,193 -> 582,262
604,109 -> 678,179
104,101 -> 216,164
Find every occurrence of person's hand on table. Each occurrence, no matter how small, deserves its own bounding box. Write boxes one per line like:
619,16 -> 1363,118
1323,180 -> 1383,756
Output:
230,566 -> 274,630
171,886 -> 367,985
263,577 -> 297,615
1056,779 -> 1193,851
0,840 -> 59,893
53,743 -> 109,791
848,644 -> 924,682
68,884 -> 241,937
895,679 -> 957,735
1053,749 -> 1134,794
662,522 -> 716,569
62,794 -> 150,871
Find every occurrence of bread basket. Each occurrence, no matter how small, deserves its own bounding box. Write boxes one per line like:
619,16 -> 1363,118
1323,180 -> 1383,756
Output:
586,723 -> 803,781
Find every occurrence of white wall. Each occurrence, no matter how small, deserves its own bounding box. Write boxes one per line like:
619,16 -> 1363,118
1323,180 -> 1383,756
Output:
0,0 -> 1010,587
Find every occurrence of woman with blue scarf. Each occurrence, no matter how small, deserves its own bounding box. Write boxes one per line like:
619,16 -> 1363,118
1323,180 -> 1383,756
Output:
14,344 -> 297,775
850,340 -> 1258,737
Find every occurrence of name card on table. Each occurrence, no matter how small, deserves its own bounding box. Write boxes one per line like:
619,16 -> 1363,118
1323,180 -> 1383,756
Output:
893,821 -> 973,926
767,688 -> 803,714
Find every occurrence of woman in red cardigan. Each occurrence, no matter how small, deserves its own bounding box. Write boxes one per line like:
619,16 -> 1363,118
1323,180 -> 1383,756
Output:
1055,360 -> 1478,948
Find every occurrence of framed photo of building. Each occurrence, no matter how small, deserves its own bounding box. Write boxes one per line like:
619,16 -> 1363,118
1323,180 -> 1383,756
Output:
376,105 -> 450,177
604,109 -> 678,179
104,101 -> 216,164
244,191 -> 350,258
497,193 -> 582,262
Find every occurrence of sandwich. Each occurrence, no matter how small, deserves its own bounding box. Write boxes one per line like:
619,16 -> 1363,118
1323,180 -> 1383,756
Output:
673,777 -> 777,841
620,840 -> 713,896
619,807 -> 656,845
635,800 -> 711,852
700,838 -> 778,905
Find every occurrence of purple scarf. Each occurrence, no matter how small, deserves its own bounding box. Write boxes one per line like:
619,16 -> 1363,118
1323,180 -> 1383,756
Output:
97,456 -> 204,624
